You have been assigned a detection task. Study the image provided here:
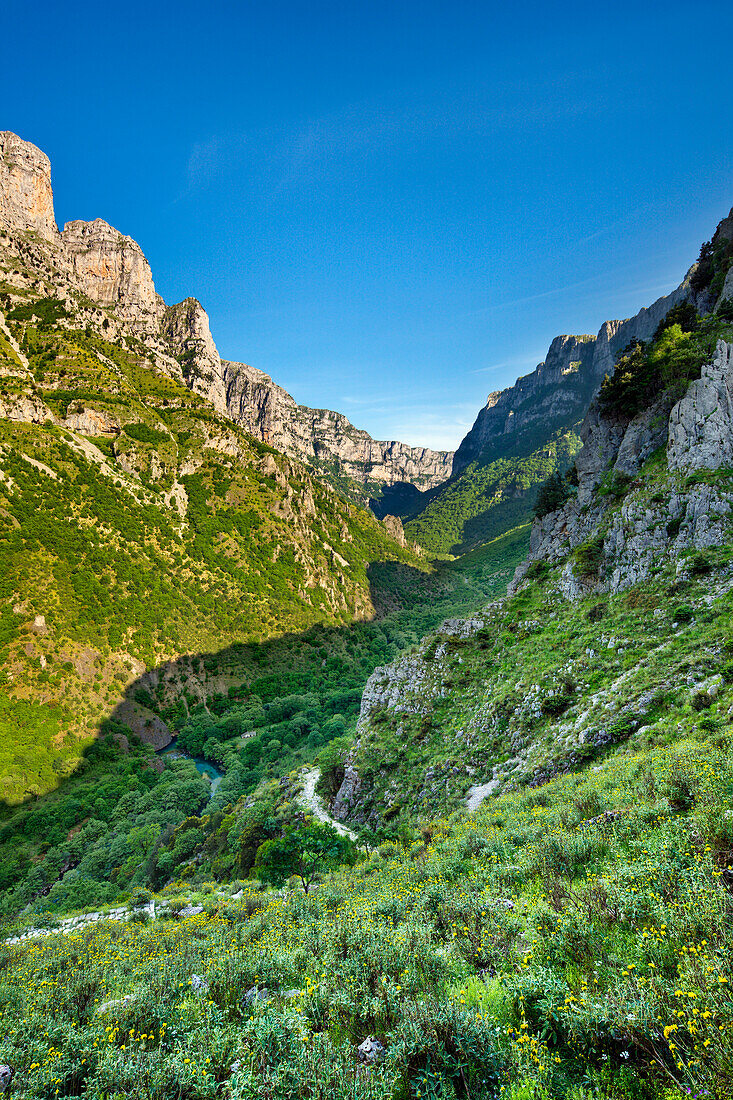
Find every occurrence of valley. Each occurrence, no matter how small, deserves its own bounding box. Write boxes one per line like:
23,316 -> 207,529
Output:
1,129 -> 733,1099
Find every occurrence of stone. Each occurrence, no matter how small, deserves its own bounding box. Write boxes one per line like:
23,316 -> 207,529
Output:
332,761 -> 362,821
382,514 -> 407,547
0,131 -> 57,240
161,298 -> 228,413
190,973 -> 209,994
0,1066 -> 12,1093
61,218 -> 162,325
31,614 -> 47,634
61,405 -> 119,437
668,341 -> 733,472
242,985 -> 270,1006
454,276 -> 692,475
357,1036 -> 385,1063
97,994 -> 137,1014
218,358 -> 453,491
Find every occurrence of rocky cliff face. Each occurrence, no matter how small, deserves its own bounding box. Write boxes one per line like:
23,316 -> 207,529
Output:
0,131 -> 452,497
0,132 -> 57,241
61,218 -> 163,326
453,281 -> 694,472
217,356 -> 453,489
509,337 -> 733,599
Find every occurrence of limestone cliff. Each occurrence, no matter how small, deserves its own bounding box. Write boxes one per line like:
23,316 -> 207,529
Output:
218,357 -> 453,490
509,337 -> 733,599
0,132 -> 57,242
454,281 -> 694,473
61,218 -> 163,326
0,131 -> 452,497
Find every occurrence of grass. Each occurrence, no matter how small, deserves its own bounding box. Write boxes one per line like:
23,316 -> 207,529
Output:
1,727 -> 731,1098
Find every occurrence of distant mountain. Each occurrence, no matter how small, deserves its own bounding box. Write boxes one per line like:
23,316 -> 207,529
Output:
404,214 -> 733,555
0,132 -> 452,506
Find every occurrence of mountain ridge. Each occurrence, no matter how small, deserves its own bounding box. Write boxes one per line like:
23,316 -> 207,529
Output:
0,130 -> 453,499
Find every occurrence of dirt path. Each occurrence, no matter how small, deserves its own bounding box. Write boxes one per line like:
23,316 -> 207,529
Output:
299,767 -> 358,841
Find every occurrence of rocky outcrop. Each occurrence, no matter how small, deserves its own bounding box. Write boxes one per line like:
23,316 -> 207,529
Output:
454,281 -> 693,473
382,514 -> 407,546
161,298 -> 228,413
60,404 -> 120,436
217,358 -> 453,490
0,132 -> 57,241
61,218 -> 163,325
0,393 -> 52,424
509,340 -> 733,599
0,131 -> 450,497
668,341 -> 733,472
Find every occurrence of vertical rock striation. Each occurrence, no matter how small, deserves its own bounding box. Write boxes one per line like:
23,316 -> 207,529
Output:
0,130 -> 452,495
453,280 -> 694,473
0,132 -> 57,241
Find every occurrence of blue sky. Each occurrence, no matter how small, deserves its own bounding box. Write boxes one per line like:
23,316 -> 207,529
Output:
3,1 -> 733,449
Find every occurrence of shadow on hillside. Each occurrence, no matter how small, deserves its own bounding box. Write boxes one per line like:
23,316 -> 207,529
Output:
450,495 -> 534,556
0,553 -> 511,823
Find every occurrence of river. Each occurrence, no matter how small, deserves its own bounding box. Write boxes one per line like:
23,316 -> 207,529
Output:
157,740 -> 224,796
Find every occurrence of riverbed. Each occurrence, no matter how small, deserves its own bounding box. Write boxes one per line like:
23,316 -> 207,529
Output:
157,740 -> 224,796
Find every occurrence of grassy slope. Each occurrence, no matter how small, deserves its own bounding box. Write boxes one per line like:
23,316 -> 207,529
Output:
404,427 -> 581,556
0,306 -> 424,803
0,669 -> 730,1098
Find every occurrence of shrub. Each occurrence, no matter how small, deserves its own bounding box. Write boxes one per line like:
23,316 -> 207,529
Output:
573,536 -> 605,577
534,471 -> 573,520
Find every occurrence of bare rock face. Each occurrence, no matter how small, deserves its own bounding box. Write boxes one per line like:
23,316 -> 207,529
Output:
0,133 -> 452,496
61,218 -> 162,324
218,359 -> 453,490
60,404 -> 120,436
668,340 -> 733,472
0,393 -> 52,424
161,298 -> 228,413
454,280 -> 692,472
332,761 -> 362,821
0,131 -> 58,241
382,514 -> 407,546
509,340 -> 733,598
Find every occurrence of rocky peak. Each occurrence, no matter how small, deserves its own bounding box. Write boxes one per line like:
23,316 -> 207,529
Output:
61,218 -> 162,324
0,131 -> 58,242
0,132 -> 453,498
161,298 -> 228,413
453,282 -> 692,473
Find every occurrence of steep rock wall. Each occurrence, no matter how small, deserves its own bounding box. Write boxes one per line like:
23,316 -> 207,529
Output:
0,130 -> 451,495
454,280 -> 693,472
509,339 -> 733,598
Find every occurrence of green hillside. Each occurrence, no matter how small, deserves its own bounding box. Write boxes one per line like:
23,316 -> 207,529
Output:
0,298 -> 427,803
405,428 -> 581,555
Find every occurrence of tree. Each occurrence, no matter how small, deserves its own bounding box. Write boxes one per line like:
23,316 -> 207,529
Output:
254,823 -> 356,894
533,471 -> 572,519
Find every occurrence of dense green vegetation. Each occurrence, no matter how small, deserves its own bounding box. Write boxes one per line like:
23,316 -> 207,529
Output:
0,526 -> 527,916
1,684 -> 731,1098
0,302 -> 432,804
405,430 -> 580,555
599,306 -> 733,419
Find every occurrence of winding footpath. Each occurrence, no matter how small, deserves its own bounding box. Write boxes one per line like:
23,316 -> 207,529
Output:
299,767 -> 358,841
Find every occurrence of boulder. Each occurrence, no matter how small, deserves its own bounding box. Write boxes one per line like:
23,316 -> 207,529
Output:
357,1036 -> 385,1063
